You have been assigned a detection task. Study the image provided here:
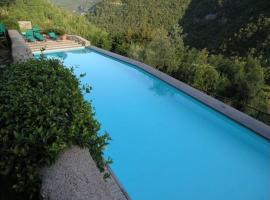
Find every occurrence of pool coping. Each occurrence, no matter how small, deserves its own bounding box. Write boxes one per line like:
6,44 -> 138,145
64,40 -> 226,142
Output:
88,45 -> 270,141
106,165 -> 132,200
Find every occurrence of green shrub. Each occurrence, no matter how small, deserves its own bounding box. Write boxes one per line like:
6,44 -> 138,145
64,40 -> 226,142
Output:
0,59 -> 110,199
264,67 -> 270,85
193,64 -> 220,93
43,27 -> 66,35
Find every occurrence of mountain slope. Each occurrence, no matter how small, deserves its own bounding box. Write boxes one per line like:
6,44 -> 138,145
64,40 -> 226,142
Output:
88,0 -> 190,34
180,0 -> 270,62
50,0 -> 102,13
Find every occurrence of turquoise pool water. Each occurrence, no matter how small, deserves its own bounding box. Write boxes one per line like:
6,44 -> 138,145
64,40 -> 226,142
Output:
44,49 -> 270,200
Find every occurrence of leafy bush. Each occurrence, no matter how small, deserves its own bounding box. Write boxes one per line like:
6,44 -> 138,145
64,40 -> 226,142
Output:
193,64 -> 220,93
264,67 -> 270,85
43,27 -> 66,35
0,59 -> 110,199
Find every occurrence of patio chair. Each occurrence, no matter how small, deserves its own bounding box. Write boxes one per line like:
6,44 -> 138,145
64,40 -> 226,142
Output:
48,32 -> 58,40
0,23 -> 6,37
25,30 -> 36,42
34,32 -> 45,41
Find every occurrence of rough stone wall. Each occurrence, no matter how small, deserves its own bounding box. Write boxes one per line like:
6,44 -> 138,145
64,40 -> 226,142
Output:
8,30 -> 33,62
41,146 -> 115,200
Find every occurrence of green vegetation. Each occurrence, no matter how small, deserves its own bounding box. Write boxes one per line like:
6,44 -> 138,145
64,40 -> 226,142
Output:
43,27 -> 65,35
0,0 -> 112,49
88,0 -> 270,124
0,58 -> 110,199
50,0 -> 102,13
181,0 -> 270,63
88,0 -> 190,34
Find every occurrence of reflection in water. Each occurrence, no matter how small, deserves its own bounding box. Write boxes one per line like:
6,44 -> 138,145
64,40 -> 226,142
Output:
149,78 -> 176,97
70,49 -> 88,54
54,52 -> 68,61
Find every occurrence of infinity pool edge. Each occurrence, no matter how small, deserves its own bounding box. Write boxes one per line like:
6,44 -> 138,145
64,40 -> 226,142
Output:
88,45 -> 270,141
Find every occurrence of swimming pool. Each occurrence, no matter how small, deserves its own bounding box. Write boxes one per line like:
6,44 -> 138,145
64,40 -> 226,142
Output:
44,48 -> 270,200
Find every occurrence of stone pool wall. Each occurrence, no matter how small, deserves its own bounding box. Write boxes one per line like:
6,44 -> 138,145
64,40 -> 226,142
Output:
41,146 -> 129,200
8,30 -> 33,62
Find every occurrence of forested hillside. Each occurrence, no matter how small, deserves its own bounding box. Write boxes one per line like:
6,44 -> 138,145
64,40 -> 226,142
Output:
88,0 -> 190,34
88,0 -> 270,124
181,0 -> 270,64
50,0 -> 102,13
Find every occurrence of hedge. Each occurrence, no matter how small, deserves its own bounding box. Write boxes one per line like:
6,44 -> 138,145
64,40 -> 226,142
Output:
0,58 -> 110,199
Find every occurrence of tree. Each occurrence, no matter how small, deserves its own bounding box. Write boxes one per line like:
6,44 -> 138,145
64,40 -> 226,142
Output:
171,48 -> 209,84
144,29 -> 177,71
128,43 -> 145,61
234,57 -> 264,106
193,64 -> 220,93
169,24 -> 185,53
264,67 -> 270,85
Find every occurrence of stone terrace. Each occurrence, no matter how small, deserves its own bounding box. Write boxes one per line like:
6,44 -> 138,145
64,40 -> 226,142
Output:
26,39 -> 83,53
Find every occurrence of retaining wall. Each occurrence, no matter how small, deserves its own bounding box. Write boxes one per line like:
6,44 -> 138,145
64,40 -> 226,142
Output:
8,30 -> 33,62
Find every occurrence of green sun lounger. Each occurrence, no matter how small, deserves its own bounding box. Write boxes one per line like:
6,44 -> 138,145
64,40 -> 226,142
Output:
32,26 -> 41,33
31,26 -> 45,41
0,23 -> 6,37
34,32 -> 45,41
25,30 -> 36,42
48,32 -> 58,40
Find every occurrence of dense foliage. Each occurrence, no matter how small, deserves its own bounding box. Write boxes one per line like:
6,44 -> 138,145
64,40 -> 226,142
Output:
87,0 -> 270,124
88,0 -> 190,34
51,0 -> 102,13
0,0 -> 112,49
181,0 -> 270,63
0,59 -> 110,199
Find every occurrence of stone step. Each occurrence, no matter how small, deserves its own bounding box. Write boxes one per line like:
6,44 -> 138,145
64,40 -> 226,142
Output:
29,43 -> 80,49
31,44 -> 82,52
31,46 -> 82,52
26,39 -> 84,53
27,42 -> 79,48
27,40 -> 77,45
27,39 -> 75,43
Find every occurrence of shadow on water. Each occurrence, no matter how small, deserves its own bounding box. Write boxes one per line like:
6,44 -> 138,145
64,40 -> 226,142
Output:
149,80 -> 176,97
54,51 -> 68,60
